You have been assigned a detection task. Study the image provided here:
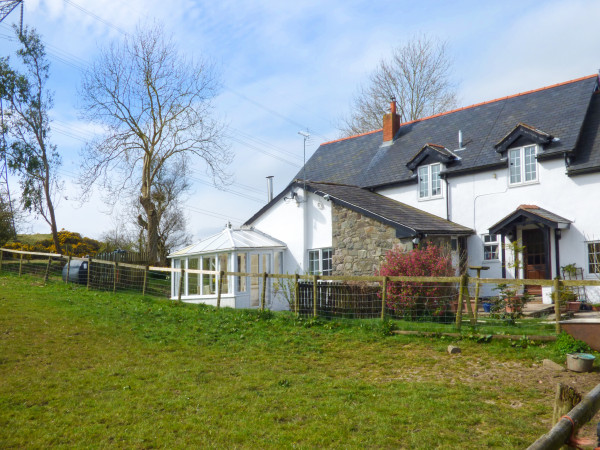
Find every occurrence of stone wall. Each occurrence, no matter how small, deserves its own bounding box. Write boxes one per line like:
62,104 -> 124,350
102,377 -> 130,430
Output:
331,203 -> 411,276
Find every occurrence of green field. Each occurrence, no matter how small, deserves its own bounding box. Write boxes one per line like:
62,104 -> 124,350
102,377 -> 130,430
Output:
0,274 -> 598,448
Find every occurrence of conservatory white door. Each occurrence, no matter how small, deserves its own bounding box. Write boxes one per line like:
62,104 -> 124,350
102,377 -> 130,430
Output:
248,252 -> 271,307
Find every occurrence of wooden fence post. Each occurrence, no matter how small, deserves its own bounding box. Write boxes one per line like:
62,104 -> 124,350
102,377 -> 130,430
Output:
142,266 -> 148,296
217,270 -> 224,309
19,253 -> 23,277
260,272 -> 267,311
554,277 -> 561,334
456,273 -> 467,330
381,276 -> 388,321
462,275 -> 475,325
113,262 -> 118,293
44,256 -> 51,282
0,249 -> 3,272
178,268 -> 184,302
87,258 -> 92,290
313,274 -> 318,318
65,256 -> 71,283
473,268 -> 482,323
294,273 -> 300,316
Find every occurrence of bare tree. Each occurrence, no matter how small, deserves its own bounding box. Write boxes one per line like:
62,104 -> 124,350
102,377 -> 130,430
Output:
79,23 -> 231,264
134,161 -> 192,264
340,35 -> 458,136
0,26 -> 62,253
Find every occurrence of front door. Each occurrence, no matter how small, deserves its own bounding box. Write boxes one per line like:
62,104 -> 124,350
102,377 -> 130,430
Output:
522,229 -> 546,295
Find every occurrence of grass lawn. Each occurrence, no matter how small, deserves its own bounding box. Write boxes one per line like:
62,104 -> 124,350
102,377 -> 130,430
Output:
0,274 -> 598,448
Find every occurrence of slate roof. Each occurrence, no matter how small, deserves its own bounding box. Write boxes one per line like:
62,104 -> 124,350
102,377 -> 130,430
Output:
568,91 -> 600,174
245,180 -> 473,237
298,75 -> 600,188
169,226 -> 286,257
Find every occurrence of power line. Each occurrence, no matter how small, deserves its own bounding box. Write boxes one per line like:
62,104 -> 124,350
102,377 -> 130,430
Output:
62,0 -> 128,36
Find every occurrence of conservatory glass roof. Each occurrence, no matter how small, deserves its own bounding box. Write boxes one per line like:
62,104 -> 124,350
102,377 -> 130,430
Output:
168,226 -> 286,257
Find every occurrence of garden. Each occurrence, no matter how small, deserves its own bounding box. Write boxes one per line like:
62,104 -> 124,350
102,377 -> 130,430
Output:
1,273 -> 598,448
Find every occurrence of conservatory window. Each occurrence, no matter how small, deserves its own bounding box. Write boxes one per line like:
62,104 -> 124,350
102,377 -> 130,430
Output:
237,253 -> 247,292
588,241 -> 600,274
188,258 -> 200,295
219,254 -> 229,294
483,234 -> 500,261
418,163 -> 442,199
509,145 -> 537,185
202,256 -> 216,295
308,248 -> 333,275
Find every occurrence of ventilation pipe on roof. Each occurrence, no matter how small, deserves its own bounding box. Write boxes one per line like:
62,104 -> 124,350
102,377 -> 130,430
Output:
266,176 -> 274,203
458,130 -> 463,149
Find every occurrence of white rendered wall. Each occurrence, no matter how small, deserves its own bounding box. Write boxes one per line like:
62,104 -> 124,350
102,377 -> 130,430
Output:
378,157 -> 600,300
252,187 -> 332,275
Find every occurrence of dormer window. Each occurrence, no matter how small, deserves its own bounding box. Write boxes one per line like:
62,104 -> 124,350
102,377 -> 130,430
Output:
509,145 -> 538,186
418,163 -> 442,199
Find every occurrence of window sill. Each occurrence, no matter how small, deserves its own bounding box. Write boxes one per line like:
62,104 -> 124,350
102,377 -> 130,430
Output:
508,180 -> 539,188
418,195 -> 443,202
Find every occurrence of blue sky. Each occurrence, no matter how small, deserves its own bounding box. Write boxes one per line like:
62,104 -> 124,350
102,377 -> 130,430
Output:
1,0 -> 599,242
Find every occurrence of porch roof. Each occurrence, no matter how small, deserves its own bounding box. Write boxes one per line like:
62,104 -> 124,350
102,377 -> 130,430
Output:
168,226 -> 286,258
489,205 -> 572,235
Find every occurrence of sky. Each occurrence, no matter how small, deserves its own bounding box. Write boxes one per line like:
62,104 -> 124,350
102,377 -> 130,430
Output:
0,0 -> 599,245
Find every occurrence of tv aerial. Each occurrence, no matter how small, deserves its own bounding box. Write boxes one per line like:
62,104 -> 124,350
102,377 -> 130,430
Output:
0,1 -> 23,34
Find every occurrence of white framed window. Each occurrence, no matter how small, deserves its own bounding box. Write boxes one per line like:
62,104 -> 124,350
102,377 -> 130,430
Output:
308,248 -> 333,275
509,145 -> 538,186
483,234 -> 500,261
418,163 -> 442,199
588,241 -> 600,274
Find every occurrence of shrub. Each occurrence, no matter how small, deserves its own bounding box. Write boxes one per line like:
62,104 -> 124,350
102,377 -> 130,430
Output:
377,245 -> 456,319
554,332 -> 592,355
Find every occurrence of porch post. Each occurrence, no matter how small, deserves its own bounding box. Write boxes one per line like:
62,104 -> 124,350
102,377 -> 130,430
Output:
554,230 -> 561,278
543,226 -> 551,280
500,232 -> 506,279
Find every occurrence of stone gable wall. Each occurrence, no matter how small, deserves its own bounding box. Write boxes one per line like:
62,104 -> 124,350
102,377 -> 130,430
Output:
331,203 -> 411,276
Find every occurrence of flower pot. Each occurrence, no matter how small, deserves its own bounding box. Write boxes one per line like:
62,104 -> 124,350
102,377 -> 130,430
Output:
567,301 -> 582,312
566,353 -> 595,373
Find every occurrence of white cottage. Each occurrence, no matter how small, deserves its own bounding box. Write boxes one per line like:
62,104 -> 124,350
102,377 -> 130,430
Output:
171,74 -> 600,309
168,226 -> 288,310
243,74 -> 600,304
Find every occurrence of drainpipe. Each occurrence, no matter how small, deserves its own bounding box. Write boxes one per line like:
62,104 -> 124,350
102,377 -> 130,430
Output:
444,176 -> 450,221
554,229 -> 561,278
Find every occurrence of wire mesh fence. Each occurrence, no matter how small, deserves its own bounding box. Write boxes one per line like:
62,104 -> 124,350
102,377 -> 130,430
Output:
3,248 -> 600,337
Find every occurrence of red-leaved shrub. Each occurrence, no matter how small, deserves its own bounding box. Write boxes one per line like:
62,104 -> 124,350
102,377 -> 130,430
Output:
377,245 -> 456,318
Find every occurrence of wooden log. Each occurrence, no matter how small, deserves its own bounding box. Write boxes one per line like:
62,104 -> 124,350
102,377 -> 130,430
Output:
381,276 -> 388,321
142,266 -> 148,296
178,269 -> 184,301
528,383 -> 600,450
44,257 -> 51,283
455,273 -> 467,330
392,330 -> 557,342
313,275 -> 319,318
260,272 -> 267,311
217,270 -> 224,309
294,273 -> 300,316
554,277 -> 561,334
66,256 -> 71,284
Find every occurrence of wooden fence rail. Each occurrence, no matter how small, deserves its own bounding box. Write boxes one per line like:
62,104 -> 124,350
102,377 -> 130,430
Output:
528,383 -> 600,450
3,247 -> 600,333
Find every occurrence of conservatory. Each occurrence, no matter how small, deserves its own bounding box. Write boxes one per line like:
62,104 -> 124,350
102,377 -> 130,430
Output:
168,225 -> 287,309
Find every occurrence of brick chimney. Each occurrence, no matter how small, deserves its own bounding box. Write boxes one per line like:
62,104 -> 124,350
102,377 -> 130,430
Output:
383,97 -> 400,143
